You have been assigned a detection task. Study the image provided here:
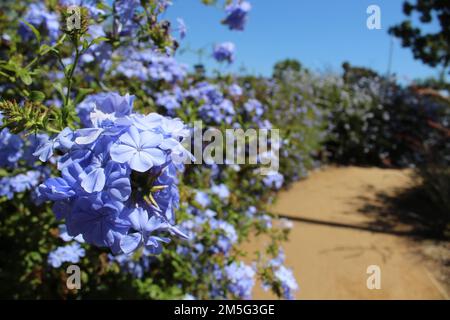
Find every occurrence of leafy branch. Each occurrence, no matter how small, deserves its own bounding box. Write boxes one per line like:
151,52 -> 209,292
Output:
0,100 -> 61,134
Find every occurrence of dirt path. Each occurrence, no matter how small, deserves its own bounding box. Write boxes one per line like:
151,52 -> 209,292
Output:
247,166 -> 448,300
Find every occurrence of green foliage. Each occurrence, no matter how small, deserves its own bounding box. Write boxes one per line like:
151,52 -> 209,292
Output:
273,59 -> 303,79
389,0 -> 450,78
0,99 -> 61,134
0,0 -> 297,300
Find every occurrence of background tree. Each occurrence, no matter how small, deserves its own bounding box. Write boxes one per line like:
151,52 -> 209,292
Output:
389,0 -> 450,81
273,59 -> 303,79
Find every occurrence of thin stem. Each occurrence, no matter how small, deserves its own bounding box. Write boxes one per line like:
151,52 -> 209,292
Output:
62,38 -> 81,127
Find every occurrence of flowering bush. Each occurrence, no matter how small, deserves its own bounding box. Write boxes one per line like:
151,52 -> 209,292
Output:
37,93 -> 190,255
0,0 -> 298,299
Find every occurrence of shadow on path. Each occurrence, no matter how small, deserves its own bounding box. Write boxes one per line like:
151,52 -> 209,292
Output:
356,184 -> 449,241
278,183 -> 449,241
277,213 -> 418,237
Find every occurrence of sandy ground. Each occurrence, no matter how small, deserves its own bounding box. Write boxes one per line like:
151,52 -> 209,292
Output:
245,166 -> 449,300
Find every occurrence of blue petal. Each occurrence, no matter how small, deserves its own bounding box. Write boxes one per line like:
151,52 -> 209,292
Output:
81,168 -> 106,193
120,233 -> 142,254
129,151 -> 154,172
33,138 -> 54,162
108,177 -> 131,201
39,178 -> 75,201
75,128 -> 104,145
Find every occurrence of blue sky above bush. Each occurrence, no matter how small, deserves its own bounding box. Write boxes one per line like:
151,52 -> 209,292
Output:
166,0 -> 442,82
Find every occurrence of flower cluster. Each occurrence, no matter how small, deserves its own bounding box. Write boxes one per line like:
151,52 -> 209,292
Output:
0,128 -> 23,168
60,0 -> 105,18
178,204 -> 238,257
37,92 -> 191,255
48,243 -> 86,268
223,261 -> 255,299
189,83 -> 236,125
262,172 -> 284,190
19,3 -> 60,43
213,42 -> 236,64
0,115 -> 51,199
264,250 -> 298,300
0,170 -> 43,200
274,266 -> 299,300
115,48 -> 187,83
223,1 -> 252,31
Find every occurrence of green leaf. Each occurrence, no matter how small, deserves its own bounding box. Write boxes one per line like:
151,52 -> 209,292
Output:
53,83 -> 66,100
82,39 -> 89,51
64,63 -> 73,76
29,91 -> 46,102
19,71 -> 32,85
91,37 -> 109,45
38,44 -> 58,56
19,20 -> 41,43
75,88 -> 94,104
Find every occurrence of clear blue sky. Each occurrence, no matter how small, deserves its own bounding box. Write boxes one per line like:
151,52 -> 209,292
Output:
165,0 -> 442,81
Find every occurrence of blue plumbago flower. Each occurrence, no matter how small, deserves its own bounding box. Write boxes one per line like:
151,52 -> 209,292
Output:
199,99 -> 235,125
24,133 -> 51,165
38,92 -> 190,255
119,207 -> 171,254
269,250 -> 286,268
156,0 -> 173,12
184,82 -> 221,102
80,24 -> 112,71
47,243 -> 86,268
274,265 -> 299,300
108,251 -> 153,278
39,177 -> 77,201
109,253 -> 144,278
75,92 -> 134,128
147,164 -> 180,224
0,128 -> 23,168
245,205 -> 257,218
2,33 -> 11,42
114,0 -> 141,36
0,181 -> 13,199
148,54 -> 187,83
228,84 -> 243,97
19,3 -> 60,43
0,170 -> 44,200
262,172 -> 284,189
186,82 -> 236,124
33,128 -> 74,162
258,119 -> 273,130
259,214 -> 272,229
176,18 -> 187,39
244,99 -> 264,117
213,42 -> 235,64
262,251 -> 298,299
59,0 -> 105,18
210,218 -> 238,253
223,1 -> 252,31
177,208 -> 238,257
115,58 -> 146,80
194,191 -> 210,208
115,48 -> 187,83
66,196 -> 130,252
156,91 -> 181,114
211,184 -> 230,200
110,126 -> 165,172
224,261 -> 255,299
